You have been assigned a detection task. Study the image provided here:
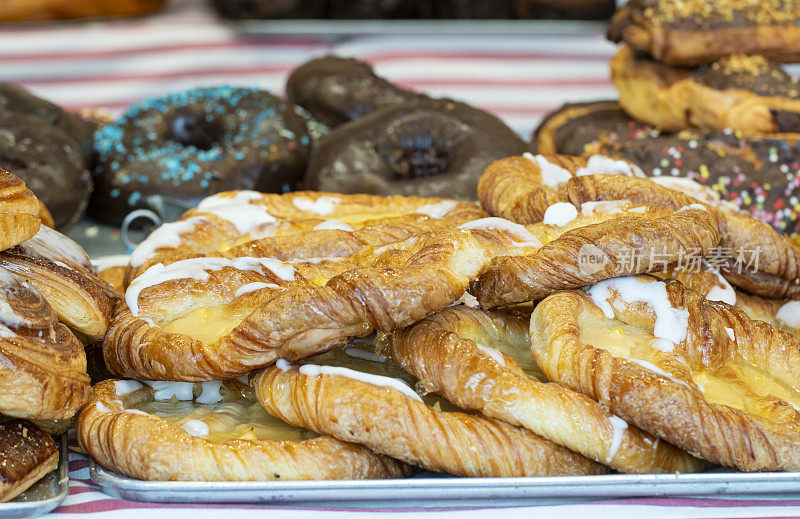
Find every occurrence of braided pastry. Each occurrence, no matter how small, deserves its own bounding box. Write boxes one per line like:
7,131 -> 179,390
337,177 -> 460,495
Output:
388,306 -> 705,474
0,267 -> 89,420
0,170 -> 43,252
530,275 -> 800,471
78,378 -> 407,481
0,227 -> 119,339
128,190 -> 485,280
477,154 -> 800,299
0,419 -> 58,502
253,344 -> 607,477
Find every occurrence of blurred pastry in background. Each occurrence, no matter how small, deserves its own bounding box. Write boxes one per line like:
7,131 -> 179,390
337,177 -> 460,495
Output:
0,0 -> 165,22
608,0 -> 800,66
305,98 -> 528,200
211,0 -> 325,19
90,86 -> 321,226
287,56 -> 427,128
514,0 -> 614,20
612,46 -> 800,133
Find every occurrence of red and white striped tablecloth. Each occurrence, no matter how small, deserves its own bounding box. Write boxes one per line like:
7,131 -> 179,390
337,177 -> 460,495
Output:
3,1 -> 799,517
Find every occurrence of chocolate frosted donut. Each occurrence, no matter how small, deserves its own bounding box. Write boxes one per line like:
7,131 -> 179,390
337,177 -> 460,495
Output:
306,99 -> 527,199
0,112 -> 91,230
91,86 -> 318,225
0,83 -> 95,165
286,56 -> 427,128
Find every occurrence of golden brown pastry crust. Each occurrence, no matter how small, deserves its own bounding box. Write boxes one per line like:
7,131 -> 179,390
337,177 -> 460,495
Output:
388,306 -> 706,473
0,419 -> 58,502
0,171 -> 41,253
530,276 -> 800,471
611,46 -> 800,133
0,268 -> 89,420
477,155 -> 800,299
128,190 -> 485,281
253,361 -> 608,477
0,0 -> 164,21
78,379 -> 407,481
607,0 -> 800,66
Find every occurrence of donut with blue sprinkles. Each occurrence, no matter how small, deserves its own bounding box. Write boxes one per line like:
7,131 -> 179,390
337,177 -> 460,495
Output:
89,86 -> 319,225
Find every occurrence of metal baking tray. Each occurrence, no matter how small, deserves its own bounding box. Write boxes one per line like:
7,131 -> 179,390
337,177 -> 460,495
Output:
2,435 -> 69,518
91,462 -> 800,507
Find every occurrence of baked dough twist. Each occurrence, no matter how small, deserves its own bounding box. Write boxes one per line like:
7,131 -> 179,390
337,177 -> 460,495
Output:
477,154 -> 800,299
253,346 -> 607,477
611,46 -> 800,133
388,306 -> 706,473
0,170 -> 43,252
79,379 -> 407,481
0,267 -> 89,421
530,275 -> 800,471
0,419 -> 58,502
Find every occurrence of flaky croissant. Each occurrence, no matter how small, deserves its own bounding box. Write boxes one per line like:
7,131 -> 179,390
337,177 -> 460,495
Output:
531,275 -> 800,471
0,170 -> 43,252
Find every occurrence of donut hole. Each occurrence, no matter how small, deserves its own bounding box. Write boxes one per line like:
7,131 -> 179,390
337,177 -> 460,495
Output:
376,121 -> 456,179
166,109 -> 224,151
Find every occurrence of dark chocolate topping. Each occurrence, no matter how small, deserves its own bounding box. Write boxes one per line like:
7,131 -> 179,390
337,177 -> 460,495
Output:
694,55 -> 800,97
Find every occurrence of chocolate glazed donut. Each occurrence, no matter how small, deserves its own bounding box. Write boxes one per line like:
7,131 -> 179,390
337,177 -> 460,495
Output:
305,99 -> 528,199
286,56 -> 427,128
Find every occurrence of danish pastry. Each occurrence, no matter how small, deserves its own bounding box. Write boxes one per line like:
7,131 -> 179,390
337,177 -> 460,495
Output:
612,46 -> 800,133
476,154 -> 800,300
0,419 -> 58,502
388,306 -> 705,473
0,267 -> 89,421
0,171 -> 43,252
0,226 -> 119,339
79,378 -> 407,481
126,190 -> 485,280
530,275 -> 800,471
607,0 -> 800,66
253,343 -> 607,477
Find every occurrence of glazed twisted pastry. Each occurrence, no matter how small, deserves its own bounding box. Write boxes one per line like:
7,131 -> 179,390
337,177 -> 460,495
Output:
0,267 -> 89,420
388,306 -> 706,474
0,170 -> 43,252
531,275 -> 800,471
79,379 -> 408,481
478,154 -> 800,299
253,350 -> 607,478
0,419 -> 58,502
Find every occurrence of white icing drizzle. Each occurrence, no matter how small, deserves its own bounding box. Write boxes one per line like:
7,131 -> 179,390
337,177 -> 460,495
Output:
701,260 -> 736,306
181,419 -> 210,437
143,381 -> 195,401
95,402 -> 113,413
542,202 -> 578,227
201,205 -> 277,234
126,257 -> 294,316
576,155 -> 638,177
458,217 -> 542,248
524,153 -> 572,189
724,327 -> 736,341
124,409 -> 151,416
234,282 -> 280,298
776,301 -> 800,329
416,200 -> 458,219
197,191 -> 263,210
197,381 -> 224,404
92,254 -> 131,272
345,347 -> 387,363
677,203 -> 707,212
650,177 -> 720,206
130,217 -> 205,268
625,358 -> 692,391
298,364 -> 422,402
649,338 -> 676,353
588,277 -> 689,344
276,359 -> 291,372
580,200 -> 633,217
475,344 -> 506,367
20,225 -> 93,270
606,415 -> 628,463
292,196 -> 340,215
0,323 -> 16,339
114,380 -> 143,396
451,292 -> 479,308
313,219 -> 354,232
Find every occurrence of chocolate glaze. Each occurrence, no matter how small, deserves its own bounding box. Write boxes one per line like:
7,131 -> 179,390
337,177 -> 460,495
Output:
0,112 -> 91,230
306,98 -> 527,200
772,109 -> 800,133
694,58 -> 800,98
286,56 -> 427,128
0,419 -> 56,496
